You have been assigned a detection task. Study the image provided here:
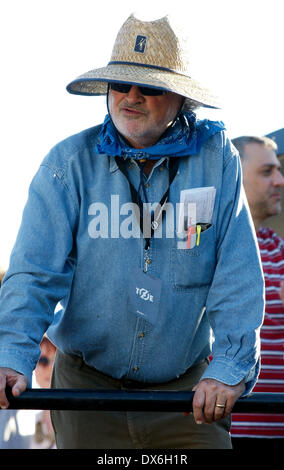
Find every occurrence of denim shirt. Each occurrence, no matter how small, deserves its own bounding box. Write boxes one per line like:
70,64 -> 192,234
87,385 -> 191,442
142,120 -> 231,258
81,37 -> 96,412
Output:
0,124 -> 265,391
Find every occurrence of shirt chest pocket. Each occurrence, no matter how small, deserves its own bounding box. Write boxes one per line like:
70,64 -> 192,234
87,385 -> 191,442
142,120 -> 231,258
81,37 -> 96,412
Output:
170,226 -> 216,290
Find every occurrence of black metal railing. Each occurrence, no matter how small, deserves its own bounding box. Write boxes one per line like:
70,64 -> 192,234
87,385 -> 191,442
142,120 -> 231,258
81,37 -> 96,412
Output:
3,388 -> 284,413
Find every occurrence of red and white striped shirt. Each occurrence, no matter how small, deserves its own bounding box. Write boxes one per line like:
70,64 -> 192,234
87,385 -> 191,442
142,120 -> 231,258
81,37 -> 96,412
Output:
231,226 -> 284,439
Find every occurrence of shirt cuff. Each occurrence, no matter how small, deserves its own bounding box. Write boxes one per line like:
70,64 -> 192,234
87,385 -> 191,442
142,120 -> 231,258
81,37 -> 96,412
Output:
200,357 -> 260,396
0,349 -> 34,387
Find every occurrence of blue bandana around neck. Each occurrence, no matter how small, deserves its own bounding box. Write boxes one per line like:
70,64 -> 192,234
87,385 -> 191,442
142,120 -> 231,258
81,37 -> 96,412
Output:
94,111 -> 225,161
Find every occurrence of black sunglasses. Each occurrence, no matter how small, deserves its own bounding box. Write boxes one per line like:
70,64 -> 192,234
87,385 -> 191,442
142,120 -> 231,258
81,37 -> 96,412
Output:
109,82 -> 167,96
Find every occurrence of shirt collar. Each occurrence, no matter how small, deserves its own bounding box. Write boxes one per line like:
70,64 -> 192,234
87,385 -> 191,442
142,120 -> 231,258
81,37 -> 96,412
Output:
108,156 -> 168,174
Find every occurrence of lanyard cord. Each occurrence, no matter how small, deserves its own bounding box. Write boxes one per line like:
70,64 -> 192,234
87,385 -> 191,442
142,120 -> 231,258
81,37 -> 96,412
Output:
115,157 -> 179,249
138,160 -> 149,205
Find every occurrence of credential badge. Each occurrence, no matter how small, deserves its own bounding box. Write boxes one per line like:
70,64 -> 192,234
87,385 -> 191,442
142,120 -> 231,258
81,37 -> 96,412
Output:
134,35 -> 147,53
136,287 -> 153,303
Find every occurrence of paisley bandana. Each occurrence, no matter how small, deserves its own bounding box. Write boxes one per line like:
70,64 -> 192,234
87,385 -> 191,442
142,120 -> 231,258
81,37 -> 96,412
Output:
95,111 -> 225,161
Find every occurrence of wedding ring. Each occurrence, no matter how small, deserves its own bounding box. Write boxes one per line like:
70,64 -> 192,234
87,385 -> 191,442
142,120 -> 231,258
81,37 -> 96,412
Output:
215,404 -> 226,408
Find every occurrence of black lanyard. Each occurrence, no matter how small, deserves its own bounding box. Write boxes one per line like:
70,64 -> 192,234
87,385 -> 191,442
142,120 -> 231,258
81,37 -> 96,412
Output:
115,157 -> 179,249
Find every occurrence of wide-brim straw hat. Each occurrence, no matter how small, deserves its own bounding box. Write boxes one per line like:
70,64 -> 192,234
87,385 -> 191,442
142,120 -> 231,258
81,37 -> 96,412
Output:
66,14 -> 220,109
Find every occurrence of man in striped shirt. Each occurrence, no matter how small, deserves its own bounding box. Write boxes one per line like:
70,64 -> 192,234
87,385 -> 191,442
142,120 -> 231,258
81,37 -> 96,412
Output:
231,135 -> 284,449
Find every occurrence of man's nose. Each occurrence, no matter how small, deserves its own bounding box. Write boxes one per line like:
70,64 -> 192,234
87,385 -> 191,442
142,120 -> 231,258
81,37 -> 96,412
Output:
274,169 -> 284,187
125,86 -> 145,102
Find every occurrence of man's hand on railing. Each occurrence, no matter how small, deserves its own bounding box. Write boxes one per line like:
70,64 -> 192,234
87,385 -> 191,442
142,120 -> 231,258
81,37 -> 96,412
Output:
0,367 -> 28,409
191,378 -> 245,424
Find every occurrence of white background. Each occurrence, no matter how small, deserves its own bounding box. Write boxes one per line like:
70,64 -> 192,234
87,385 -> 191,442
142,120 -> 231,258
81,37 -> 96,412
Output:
0,0 -> 283,268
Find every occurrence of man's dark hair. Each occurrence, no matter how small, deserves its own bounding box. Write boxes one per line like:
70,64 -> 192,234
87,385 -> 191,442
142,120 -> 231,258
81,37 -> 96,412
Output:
232,136 -> 278,160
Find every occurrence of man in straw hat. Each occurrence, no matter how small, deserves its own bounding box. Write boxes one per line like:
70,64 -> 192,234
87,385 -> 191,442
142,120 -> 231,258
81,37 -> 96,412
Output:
0,14 -> 264,449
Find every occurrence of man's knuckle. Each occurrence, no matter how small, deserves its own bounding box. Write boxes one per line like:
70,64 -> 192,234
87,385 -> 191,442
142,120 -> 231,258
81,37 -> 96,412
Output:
227,389 -> 236,399
193,400 -> 203,409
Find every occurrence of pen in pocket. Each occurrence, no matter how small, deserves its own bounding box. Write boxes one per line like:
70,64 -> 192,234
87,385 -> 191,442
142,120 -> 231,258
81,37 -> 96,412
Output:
196,223 -> 212,246
186,225 -> 196,249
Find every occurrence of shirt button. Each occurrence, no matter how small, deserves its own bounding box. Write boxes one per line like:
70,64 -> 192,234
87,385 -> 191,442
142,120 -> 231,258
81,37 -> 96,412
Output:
159,166 -> 164,171
146,259 -> 152,264
133,366 -> 139,372
138,332 -> 145,339
145,183 -> 150,188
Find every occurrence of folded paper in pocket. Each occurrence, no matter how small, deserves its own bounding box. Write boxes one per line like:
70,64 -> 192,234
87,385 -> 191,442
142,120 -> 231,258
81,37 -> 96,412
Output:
177,187 -> 216,249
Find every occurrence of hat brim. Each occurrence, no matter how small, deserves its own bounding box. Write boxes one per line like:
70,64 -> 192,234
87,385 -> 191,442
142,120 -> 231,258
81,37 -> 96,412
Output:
66,63 -> 220,109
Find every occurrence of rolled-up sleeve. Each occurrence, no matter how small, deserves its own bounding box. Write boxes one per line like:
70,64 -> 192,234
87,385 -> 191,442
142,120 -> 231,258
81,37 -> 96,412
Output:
201,136 -> 265,395
0,162 -> 77,385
